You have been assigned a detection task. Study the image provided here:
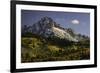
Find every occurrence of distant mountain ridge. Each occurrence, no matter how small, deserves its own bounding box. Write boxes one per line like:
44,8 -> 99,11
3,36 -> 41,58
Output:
22,16 -> 89,42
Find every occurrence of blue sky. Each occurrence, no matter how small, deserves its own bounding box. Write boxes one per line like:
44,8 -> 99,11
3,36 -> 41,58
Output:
21,10 -> 90,36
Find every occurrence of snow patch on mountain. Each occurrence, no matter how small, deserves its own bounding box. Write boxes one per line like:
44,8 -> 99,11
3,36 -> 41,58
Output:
52,27 -> 78,42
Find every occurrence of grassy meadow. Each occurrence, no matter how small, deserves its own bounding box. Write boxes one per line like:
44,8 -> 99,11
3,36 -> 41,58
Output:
21,34 -> 90,63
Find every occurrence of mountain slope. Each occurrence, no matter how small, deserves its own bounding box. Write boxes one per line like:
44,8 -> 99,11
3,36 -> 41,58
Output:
52,27 -> 78,42
22,16 -> 78,42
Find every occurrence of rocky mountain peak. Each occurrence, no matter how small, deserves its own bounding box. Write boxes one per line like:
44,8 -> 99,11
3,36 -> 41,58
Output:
22,16 -> 78,42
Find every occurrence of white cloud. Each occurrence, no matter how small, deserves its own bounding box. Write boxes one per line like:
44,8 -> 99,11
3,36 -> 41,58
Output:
71,19 -> 80,25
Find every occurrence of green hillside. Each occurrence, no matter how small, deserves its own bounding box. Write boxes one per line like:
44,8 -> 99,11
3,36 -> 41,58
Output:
21,34 -> 90,63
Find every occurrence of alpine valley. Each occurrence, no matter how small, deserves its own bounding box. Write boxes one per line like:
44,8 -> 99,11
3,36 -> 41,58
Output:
21,16 -> 90,63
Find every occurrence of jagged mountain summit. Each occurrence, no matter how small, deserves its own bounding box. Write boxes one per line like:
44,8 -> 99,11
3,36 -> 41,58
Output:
22,16 -> 78,42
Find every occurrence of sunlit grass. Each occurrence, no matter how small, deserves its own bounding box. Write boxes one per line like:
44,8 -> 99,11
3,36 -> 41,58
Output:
21,36 -> 90,63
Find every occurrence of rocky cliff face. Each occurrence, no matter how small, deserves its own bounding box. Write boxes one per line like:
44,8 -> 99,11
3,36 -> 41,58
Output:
22,16 -> 79,42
